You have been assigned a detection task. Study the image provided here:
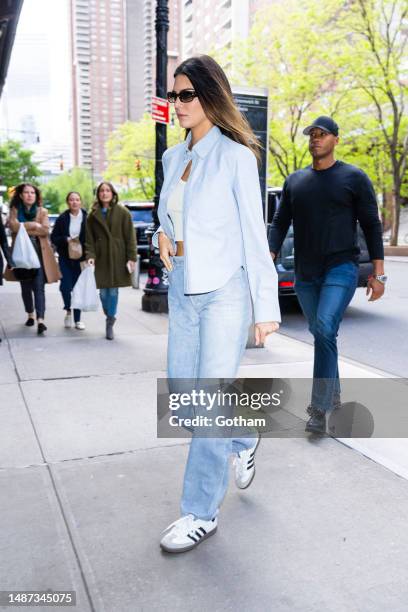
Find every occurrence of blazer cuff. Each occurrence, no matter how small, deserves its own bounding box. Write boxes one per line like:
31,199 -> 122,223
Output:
152,226 -> 164,249
253,298 -> 281,325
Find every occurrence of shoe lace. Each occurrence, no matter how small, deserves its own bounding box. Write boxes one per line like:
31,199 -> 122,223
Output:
163,514 -> 195,536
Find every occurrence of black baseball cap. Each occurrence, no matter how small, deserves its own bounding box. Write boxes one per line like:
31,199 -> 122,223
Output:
303,116 -> 339,137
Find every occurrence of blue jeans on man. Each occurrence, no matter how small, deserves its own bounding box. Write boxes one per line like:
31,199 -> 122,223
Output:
295,261 -> 359,413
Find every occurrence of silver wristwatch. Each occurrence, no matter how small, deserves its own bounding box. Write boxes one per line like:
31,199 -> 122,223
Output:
374,274 -> 387,284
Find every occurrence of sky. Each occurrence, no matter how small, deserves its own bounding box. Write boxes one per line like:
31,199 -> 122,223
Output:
0,0 -> 72,163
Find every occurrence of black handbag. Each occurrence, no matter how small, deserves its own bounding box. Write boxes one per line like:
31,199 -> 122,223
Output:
13,267 -> 38,281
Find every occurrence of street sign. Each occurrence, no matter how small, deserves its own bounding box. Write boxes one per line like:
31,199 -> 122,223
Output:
152,96 -> 170,124
232,86 -> 269,221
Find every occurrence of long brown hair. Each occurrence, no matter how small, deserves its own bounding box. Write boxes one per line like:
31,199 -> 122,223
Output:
10,183 -> 42,208
174,55 -> 262,163
92,182 -> 118,212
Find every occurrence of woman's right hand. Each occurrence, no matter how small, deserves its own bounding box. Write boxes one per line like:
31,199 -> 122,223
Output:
159,232 -> 175,272
87,258 -> 95,266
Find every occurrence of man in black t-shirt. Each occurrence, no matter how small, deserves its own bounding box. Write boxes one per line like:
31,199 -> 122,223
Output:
268,116 -> 386,434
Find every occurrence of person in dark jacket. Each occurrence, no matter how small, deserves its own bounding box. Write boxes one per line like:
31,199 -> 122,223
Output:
51,192 -> 87,330
268,116 -> 386,435
86,182 -> 137,340
0,212 -> 15,343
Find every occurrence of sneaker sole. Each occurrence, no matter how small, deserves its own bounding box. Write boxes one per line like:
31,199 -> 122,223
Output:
160,526 -> 217,554
235,436 -> 261,490
305,423 -> 326,435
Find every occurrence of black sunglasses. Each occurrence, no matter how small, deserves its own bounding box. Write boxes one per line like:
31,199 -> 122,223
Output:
167,89 -> 197,103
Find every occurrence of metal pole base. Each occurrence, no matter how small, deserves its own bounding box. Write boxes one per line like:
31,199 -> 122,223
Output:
131,255 -> 141,289
142,292 -> 168,313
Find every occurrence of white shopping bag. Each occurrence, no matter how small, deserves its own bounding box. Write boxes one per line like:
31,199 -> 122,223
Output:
12,223 -> 41,269
71,265 -> 99,311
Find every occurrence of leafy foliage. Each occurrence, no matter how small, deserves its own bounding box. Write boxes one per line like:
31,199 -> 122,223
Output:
41,167 -> 94,213
0,140 -> 41,198
215,0 -> 407,241
104,114 -> 185,200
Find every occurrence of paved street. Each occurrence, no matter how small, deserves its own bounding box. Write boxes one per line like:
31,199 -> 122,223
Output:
1,279 -> 408,612
279,259 -> 408,377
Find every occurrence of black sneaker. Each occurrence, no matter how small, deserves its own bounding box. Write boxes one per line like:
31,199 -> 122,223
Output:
305,408 -> 326,434
306,396 -> 341,416
25,317 -> 35,327
37,323 -> 47,335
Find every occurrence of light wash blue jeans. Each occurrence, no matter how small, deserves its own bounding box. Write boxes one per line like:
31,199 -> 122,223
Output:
167,256 -> 256,521
99,288 -> 119,317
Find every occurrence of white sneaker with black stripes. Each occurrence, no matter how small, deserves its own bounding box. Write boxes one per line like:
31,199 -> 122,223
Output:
233,436 -> 260,489
160,514 -> 218,553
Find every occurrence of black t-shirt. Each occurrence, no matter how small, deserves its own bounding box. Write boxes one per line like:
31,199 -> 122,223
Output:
268,161 -> 384,280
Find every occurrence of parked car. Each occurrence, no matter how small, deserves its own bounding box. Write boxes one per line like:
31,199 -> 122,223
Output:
47,213 -> 59,230
123,201 -> 154,259
266,187 -> 372,298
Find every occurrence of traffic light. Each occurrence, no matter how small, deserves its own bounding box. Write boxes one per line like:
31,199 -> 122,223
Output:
135,159 -> 141,171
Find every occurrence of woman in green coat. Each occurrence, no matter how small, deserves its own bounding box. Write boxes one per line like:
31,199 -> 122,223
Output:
86,182 -> 137,340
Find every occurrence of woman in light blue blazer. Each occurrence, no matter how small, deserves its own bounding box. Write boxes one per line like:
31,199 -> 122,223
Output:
156,55 -> 281,553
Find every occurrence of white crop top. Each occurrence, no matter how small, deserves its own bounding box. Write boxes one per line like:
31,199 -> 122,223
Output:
167,179 -> 186,241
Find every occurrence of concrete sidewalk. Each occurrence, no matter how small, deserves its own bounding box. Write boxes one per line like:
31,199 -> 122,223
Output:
1,281 -> 407,612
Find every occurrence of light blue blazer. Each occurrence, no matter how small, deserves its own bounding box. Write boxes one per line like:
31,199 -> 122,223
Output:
152,125 -> 281,323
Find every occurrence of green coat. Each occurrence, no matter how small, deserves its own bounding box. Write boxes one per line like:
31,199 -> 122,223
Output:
85,202 -> 137,289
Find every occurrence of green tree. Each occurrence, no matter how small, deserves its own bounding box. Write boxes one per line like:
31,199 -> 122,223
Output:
341,0 -> 408,245
218,0 -> 406,241
105,113 -> 184,200
0,140 -> 41,197
215,0 -> 349,186
41,167 -> 94,213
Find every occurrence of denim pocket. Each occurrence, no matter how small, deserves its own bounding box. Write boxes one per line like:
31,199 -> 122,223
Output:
325,262 -> 359,289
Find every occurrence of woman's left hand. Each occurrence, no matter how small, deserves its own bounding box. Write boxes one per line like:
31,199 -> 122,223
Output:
127,260 -> 136,273
254,321 -> 280,346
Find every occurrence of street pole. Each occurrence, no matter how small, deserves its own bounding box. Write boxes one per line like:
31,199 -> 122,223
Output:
142,0 -> 169,313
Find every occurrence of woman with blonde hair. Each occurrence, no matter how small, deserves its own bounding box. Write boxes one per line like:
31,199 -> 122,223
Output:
156,55 -> 281,553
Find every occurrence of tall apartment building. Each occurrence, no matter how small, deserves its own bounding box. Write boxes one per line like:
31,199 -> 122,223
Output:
182,0 -> 244,57
128,0 -> 181,119
126,0 -> 145,121
70,0 -> 128,177
70,0 -> 182,176
181,0 -> 267,58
